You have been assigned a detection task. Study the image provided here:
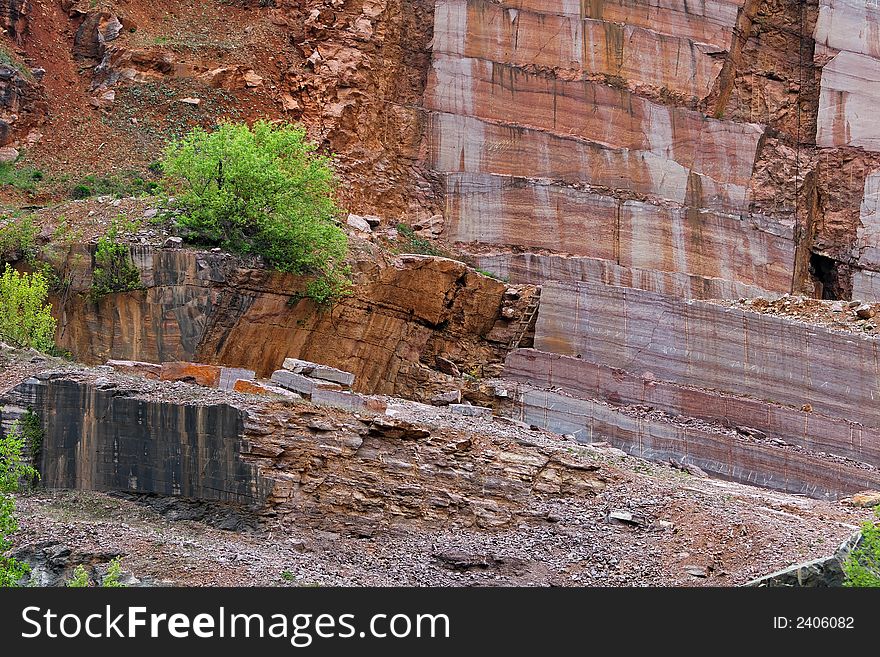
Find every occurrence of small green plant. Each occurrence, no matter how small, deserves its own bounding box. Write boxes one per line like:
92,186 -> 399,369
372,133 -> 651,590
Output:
71,184 -> 92,200
162,121 -> 351,304
102,557 -> 126,587
0,162 -> 44,193
0,264 -> 57,351
395,222 -> 444,257
90,222 -> 143,300
0,216 -> 39,265
0,419 -> 40,587
844,507 -> 880,587
65,565 -> 90,588
280,570 -> 295,582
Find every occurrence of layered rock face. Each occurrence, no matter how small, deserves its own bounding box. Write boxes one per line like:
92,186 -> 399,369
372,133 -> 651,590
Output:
498,281 -> 880,498
814,0 -> 880,296
423,0 -> 807,298
49,245 -> 533,401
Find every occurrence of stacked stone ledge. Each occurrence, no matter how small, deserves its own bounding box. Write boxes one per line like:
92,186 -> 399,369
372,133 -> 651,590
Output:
271,358 -> 386,413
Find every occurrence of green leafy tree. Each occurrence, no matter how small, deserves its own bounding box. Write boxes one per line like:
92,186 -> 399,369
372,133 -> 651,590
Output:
162,121 -> 350,303
844,507 -> 880,587
0,264 -> 56,351
0,419 -> 40,587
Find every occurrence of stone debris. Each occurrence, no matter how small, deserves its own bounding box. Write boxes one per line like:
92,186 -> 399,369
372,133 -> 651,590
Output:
450,403 -> 493,418
430,390 -> 461,406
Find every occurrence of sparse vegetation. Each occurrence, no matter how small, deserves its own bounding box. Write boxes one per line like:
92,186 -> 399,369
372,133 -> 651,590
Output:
162,121 -> 351,304
0,162 -> 44,193
844,507 -> 880,587
395,222 -> 444,257
0,264 -> 57,351
69,172 -> 161,200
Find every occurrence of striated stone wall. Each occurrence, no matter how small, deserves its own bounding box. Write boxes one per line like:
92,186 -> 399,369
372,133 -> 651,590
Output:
2,377 -> 270,505
533,280 -> 880,430
503,384 -> 880,499
505,348 -> 880,468
422,0 -> 812,297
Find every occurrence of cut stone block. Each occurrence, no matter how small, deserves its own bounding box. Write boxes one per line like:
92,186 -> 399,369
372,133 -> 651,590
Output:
313,389 -> 364,412
271,369 -> 341,395
160,362 -> 221,387
233,379 -> 300,398
450,404 -> 493,418
281,358 -> 355,386
219,367 -> 255,391
106,359 -> 162,380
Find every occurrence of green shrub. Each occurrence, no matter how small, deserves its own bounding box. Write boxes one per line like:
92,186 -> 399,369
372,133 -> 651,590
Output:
65,565 -> 89,588
0,264 -> 56,351
102,557 -> 126,587
0,216 -> 38,265
70,184 -> 92,200
0,419 -> 40,587
162,121 -> 351,304
90,223 -> 143,300
844,508 -> 880,587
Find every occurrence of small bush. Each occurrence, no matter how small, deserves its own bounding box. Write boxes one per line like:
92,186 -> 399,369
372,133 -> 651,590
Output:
90,223 -> 143,300
65,565 -> 90,588
0,264 -> 56,351
162,121 -> 351,304
844,508 -> 880,587
71,184 -> 92,200
102,557 -> 126,587
0,216 -> 39,265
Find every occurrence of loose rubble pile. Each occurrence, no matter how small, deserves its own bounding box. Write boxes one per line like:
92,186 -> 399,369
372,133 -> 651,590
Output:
714,296 -> 880,335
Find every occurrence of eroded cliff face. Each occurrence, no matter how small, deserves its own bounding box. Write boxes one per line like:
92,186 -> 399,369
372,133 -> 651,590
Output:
47,243 -> 534,401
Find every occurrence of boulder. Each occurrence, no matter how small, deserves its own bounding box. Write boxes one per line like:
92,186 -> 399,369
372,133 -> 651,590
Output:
233,379 -> 300,398
346,213 -> 372,233
159,362 -> 221,387
106,359 -> 162,380
0,146 -> 18,163
218,367 -> 255,391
